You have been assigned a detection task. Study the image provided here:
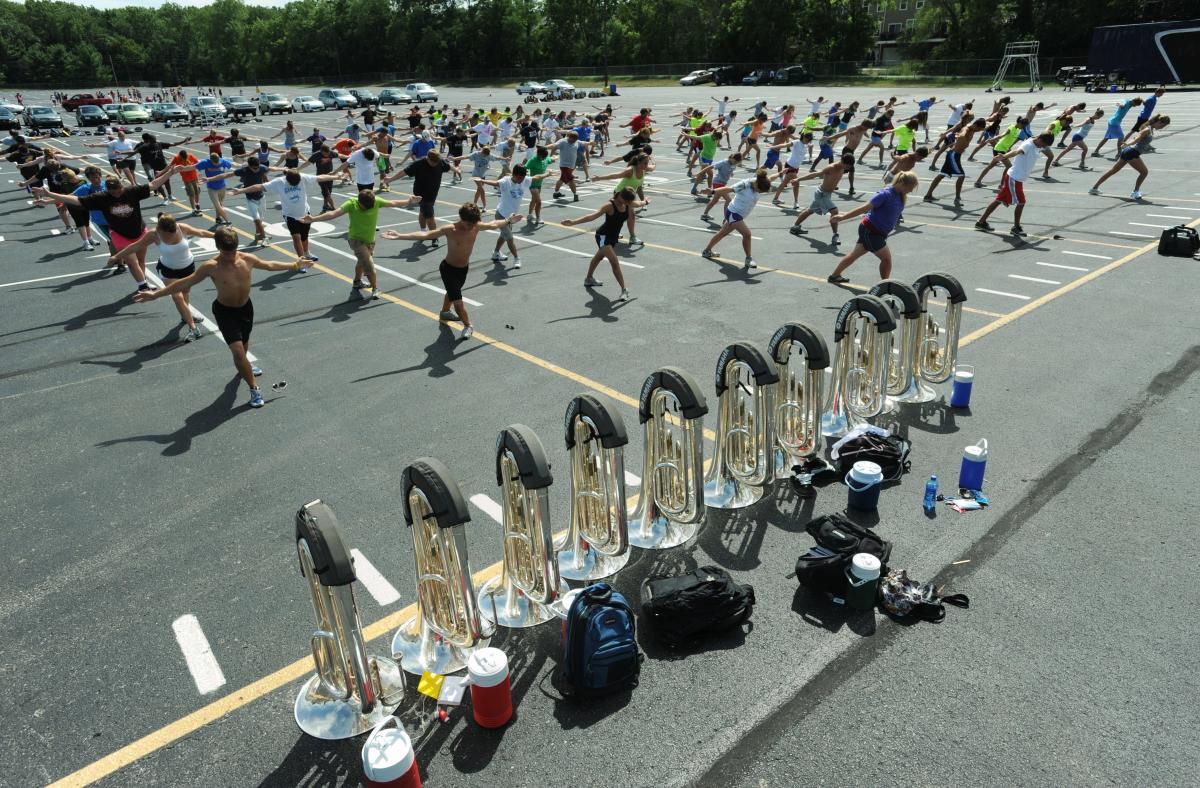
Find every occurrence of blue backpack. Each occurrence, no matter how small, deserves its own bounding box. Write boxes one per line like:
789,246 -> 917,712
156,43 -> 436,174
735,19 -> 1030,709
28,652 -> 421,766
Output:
562,583 -> 641,698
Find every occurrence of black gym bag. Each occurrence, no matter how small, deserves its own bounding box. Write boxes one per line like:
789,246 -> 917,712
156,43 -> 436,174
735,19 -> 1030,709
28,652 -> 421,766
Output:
1158,225 -> 1199,258
793,514 -> 892,596
640,566 -> 755,647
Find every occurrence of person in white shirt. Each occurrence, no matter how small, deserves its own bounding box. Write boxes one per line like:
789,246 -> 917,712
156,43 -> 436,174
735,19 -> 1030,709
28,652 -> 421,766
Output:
338,147 -> 379,190
974,132 -> 1053,237
84,129 -> 138,185
770,132 -> 814,208
476,165 -> 529,267
472,120 -> 495,148
945,101 -> 973,128
700,168 -> 779,270
231,169 -> 343,263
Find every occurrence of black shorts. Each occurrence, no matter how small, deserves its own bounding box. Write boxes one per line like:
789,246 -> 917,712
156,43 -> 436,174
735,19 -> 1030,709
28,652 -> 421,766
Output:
857,222 -> 888,253
285,216 -> 312,239
1119,148 -> 1141,161
319,180 -> 333,198
212,298 -> 254,345
940,150 -> 964,177
114,159 -> 136,171
1129,116 -> 1149,134
419,199 -> 436,218
157,262 -> 195,280
841,148 -> 856,173
439,260 -> 467,302
66,205 -> 90,227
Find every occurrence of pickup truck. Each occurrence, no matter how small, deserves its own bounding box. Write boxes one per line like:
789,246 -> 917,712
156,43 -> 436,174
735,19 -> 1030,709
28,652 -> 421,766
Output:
61,94 -> 112,111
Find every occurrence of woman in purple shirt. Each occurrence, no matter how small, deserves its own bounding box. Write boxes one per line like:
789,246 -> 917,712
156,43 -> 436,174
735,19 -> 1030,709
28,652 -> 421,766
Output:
827,171 -> 918,284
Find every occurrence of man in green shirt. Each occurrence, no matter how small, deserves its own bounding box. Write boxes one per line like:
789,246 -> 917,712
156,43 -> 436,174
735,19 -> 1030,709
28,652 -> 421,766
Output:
685,128 -> 721,176
523,145 -> 553,226
974,117 -> 1028,188
303,189 -> 417,300
892,119 -> 918,155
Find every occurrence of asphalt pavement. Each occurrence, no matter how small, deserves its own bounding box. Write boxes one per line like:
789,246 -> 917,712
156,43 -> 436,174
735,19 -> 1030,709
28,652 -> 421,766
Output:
0,82 -> 1197,788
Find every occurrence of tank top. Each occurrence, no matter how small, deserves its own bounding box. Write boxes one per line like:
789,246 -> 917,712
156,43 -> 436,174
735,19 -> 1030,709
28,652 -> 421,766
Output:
283,130 -> 295,148
1131,128 -> 1154,153
615,169 -> 645,193
156,236 -> 194,270
598,199 -> 628,240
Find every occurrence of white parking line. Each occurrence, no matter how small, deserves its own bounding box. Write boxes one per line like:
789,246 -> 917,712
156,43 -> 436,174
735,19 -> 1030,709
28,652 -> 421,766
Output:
349,549 -> 400,606
171,614 -> 226,695
975,288 -> 1030,300
1061,250 -> 1111,260
1127,222 -> 1169,229
1008,274 -> 1061,285
302,236 -> 485,306
1145,214 -> 1192,221
470,493 -> 503,524
0,269 -> 107,288
1036,261 -> 1088,272
1109,231 -> 1154,238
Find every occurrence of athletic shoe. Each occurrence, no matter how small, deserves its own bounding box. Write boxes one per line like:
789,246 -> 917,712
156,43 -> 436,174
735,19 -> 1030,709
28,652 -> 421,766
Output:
1087,187 -> 1100,195
491,252 -> 507,263
974,220 -> 993,231
460,325 -> 474,340
430,238 -> 439,247
370,288 -> 380,300
64,226 -> 75,234
438,310 -> 458,321
248,388 -> 264,408
628,235 -> 641,246
700,213 -> 712,221
136,282 -> 154,292
831,233 -> 840,246
789,225 -> 808,236
690,183 -> 699,195
617,288 -> 630,301
251,365 -> 263,377
1131,190 -> 1143,200
351,279 -> 367,289
701,249 -> 715,259
827,274 -> 850,284
162,198 -> 172,206
744,256 -> 756,270
928,164 -> 937,171
185,327 -> 203,342
972,181 -> 984,189
192,209 -> 203,216
573,194 -> 579,202
923,195 -> 935,202
1011,225 -> 1026,236
1052,161 -> 1062,167
512,257 -> 521,269
847,190 -> 857,197
112,263 -> 126,277
553,191 -> 563,198
1056,142 -> 1067,148
584,276 -> 600,287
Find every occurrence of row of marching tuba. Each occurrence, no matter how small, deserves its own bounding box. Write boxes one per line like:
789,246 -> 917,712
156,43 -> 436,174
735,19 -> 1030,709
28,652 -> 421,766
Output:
292,273 -> 966,740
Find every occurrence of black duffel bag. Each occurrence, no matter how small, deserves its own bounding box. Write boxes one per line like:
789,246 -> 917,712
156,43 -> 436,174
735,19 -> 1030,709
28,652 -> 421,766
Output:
1158,225 -> 1199,258
793,513 -> 891,596
640,566 -> 755,647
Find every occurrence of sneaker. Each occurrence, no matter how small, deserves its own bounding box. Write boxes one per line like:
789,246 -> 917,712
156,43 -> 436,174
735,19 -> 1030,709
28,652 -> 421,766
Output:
65,226 -> 75,234
85,241 -> 95,251
162,198 -> 172,206
512,256 -> 521,269
584,276 -> 600,287
743,256 -> 756,270
491,252 -> 507,263
831,233 -> 840,246
789,225 -> 808,236
351,279 -> 367,290
251,365 -> 263,377
192,209 -> 203,216
1088,187 -> 1100,195
185,327 -> 203,342
923,195 -> 935,202
1130,190 -> 1143,200
617,288 -> 630,301
1011,225 -> 1026,237
573,193 -> 579,202
136,282 -> 154,292
248,388 -> 264,408
628,235 -> 641,246
1052,161 -> 1062,167
847,189 -> 857,197
112,263 -> 126,277
370,288 -> 380,300
702,248 -> 715,259
690,183 -> 699,195
827,274 -> 850,284
430,238 -> 439,247
553,191 -> 563,198
700,213 -> 712,221
438,310 -> 459,321
974,220 -> 993,231
972,181 -> 984,189
460,325 -> 474,340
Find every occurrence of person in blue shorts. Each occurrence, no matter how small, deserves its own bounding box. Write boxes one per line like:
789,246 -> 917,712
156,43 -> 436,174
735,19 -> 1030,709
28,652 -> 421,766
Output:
827,171 -> 918,284
1092,97 -> 1142,158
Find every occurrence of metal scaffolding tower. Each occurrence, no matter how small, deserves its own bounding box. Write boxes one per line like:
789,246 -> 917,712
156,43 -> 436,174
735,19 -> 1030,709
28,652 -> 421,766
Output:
987,41 -> 1044,92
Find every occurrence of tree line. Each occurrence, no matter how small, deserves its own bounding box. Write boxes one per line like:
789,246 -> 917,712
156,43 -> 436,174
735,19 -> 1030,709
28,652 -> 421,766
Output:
0,0 -> 1188,86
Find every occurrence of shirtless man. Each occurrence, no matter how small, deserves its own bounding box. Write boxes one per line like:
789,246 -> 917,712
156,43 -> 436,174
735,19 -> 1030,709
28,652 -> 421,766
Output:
884,147 -> 929,184
788,153 -> 855,246
133,226 -> 305,408
822,119 -> 874,196
923,117 -> 986,205
380,203 -> 520,340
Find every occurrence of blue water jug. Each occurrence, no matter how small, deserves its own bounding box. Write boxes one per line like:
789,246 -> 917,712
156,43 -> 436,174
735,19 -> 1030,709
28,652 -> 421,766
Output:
950,365 -> 974,408
958,439 -> 988,490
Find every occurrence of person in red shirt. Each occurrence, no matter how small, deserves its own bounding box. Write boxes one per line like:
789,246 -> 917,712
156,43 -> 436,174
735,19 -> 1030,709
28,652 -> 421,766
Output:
623,108 -> 652,134
332,136 -> 357,162
171,149 -> 203,215
202,129 -> 226,155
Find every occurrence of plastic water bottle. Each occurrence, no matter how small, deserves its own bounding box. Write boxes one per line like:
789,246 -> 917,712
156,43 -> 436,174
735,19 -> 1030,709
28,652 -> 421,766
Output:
923,475 -> 938,512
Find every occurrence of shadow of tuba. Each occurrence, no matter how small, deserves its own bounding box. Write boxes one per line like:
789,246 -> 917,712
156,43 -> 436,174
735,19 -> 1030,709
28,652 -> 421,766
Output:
557,393 -> 631,582
627,367 -> 709,550
912,272 -> 968,398
703,341 -> 780,509
477,424 -> 567,629
821,295 -> 897,437
294,499 -> 404,740
869,279 -> 924,409
767,322 -> 830,480
392,458 -> 489,675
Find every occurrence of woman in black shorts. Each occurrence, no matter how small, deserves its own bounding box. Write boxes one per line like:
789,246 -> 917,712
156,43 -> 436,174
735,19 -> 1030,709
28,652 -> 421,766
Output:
1089,115 -> 1169,200
562,187 -> 639,302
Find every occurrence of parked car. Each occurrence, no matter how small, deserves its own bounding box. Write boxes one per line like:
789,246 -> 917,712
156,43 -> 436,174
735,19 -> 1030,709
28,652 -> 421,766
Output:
256,93 -> 291,114
515,81 -> 546,95
742,70 -> 773,86
114,103 -> 150,123
292,95 -> 325,113
377,88 -> 412,105
186,96 -> 226,123
225,96 -> 257,118
149,102 -> 188,123
1054,65 -> 1098,85
349,89 -> 378,107
404,83 -> 439,103
2,102 -> 26,115
770,65 -> 813,85
61,93 -> 112,111
318,89 -> 358,109
709,65 -> 746,86
103,104 -> 121,121
0,107 -> 20,132
541,78 -> 576,94
75,104 -> 109,126
679,69 -> 714,86
24,106 -> 64,129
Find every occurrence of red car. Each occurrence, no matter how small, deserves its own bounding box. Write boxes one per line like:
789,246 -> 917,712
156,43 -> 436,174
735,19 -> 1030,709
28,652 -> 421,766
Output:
60,94 -> 112,111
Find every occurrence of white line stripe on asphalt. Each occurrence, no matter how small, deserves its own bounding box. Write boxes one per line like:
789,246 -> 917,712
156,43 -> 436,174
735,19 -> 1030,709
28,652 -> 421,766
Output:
1036,261 -> 1088,272
1127,222 -> 1169,229
470,493 -> 503,524
1109,231 -> 1154,238
301,236 -> 485,307
975,288 -> 1031,300
171,614 -> 226,695
1008,274 -> 1061,285
1145,214 -> 1192,221
349,549 -> 401,606
0,269 -> 107,288
1061,250 -> 1111,260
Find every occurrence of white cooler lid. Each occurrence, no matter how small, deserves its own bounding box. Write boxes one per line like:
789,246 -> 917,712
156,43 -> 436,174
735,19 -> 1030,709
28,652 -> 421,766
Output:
362,726 -> 414,782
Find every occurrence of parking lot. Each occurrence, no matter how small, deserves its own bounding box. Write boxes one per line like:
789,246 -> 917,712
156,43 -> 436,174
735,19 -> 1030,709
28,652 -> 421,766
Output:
2,82 -> 1199,787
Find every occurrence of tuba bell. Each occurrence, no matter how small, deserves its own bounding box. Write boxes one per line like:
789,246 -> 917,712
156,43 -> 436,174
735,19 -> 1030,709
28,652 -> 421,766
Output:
477,424 -> 567,628
703,341 -> 780,509
627,367 -> 709,550
392,458 -> 489,675
912,273 -> 968,397
767,322 -> 830,479
821,295 -> 897,437
868,280 -> 924,409
557,393 -> 631,582
294,499 -> 404,740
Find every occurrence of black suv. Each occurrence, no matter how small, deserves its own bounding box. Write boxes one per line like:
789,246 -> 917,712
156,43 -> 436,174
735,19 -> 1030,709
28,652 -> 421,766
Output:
771,65 -> 813,85
709,66 -> 746,86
